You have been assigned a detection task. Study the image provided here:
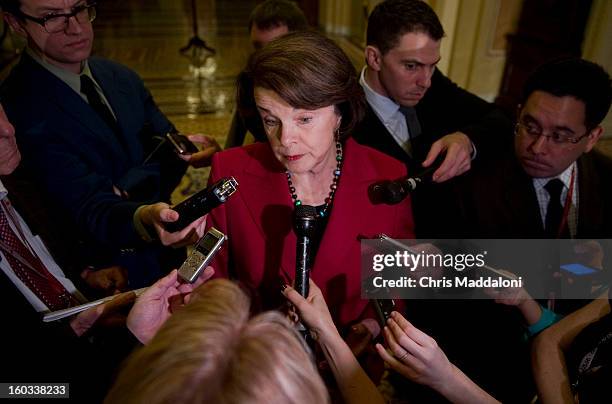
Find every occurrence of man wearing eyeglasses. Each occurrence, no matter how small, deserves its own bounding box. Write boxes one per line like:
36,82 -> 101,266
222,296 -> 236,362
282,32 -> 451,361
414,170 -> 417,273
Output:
452,58 -> 612,239
2,0 -> 94,74
0,0 -> 208,289
421,58 -> 612,403
390,58 -> 611,404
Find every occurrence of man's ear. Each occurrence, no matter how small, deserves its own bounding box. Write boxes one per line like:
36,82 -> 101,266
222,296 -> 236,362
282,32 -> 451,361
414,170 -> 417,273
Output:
584,125 -> 603,153
3,13 -> 28,38
365,45 -> 383,71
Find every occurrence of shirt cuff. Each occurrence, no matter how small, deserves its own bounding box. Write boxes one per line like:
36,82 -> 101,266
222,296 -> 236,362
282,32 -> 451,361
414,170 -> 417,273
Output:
133,205 -> 156,242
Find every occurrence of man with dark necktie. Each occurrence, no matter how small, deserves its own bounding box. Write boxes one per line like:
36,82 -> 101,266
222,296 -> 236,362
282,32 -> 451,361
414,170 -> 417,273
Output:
454,59 -> 612,240
0,0 -> 209,288
353,0 -> 513,238
354,0 -> 513,180
0,102 -> 215,402
427,58 -> 612,403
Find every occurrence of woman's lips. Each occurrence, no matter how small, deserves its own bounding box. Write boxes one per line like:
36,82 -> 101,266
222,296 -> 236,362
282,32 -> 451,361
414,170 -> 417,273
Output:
285,154 -> 304,161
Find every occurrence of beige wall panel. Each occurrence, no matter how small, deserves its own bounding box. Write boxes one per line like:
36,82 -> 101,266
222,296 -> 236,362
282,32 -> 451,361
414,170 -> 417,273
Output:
447,0 -> 482,86
465,0 -> 520,101
429,0 -> 460,74
320,0 -> 352,35
428,0 -> 520,101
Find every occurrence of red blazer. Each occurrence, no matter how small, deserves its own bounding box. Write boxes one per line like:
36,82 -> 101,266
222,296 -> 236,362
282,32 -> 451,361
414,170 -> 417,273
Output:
207,138 -> 414,328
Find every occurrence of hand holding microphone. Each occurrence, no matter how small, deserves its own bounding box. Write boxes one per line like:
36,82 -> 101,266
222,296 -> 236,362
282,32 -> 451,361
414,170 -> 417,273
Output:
291,205 -> 319,342
293,205 -> 318,297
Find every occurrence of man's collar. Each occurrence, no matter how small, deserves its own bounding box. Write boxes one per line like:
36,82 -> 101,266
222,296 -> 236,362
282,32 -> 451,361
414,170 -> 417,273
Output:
359,66 -> 402,122
25,47 -> 90,94
0,179 -> 7,201
532,162 -> 576,190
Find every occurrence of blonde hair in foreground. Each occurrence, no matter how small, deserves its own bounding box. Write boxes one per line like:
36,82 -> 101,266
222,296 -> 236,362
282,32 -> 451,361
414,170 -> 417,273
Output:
105,279 -> 329,404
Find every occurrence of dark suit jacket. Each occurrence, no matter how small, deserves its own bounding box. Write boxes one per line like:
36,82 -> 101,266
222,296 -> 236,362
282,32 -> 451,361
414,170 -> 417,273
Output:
0,269 -> 107,402
206,138 -> 414,328
353,68 -> 514,167
0,192 -> 138,402
0,267 -> 140,403
0,54 -> 186,287
413,150 -> 612,403
352,68 -> 514,238
453,150 -> 612,239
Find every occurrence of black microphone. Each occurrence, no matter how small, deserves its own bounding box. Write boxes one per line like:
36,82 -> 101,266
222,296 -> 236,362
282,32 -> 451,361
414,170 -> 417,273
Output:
293,205 -> 318,297
369,154 -> 445,204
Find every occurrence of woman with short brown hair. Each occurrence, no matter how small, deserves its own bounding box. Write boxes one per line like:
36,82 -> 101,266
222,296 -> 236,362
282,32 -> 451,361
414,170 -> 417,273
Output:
208,30 -> 413,336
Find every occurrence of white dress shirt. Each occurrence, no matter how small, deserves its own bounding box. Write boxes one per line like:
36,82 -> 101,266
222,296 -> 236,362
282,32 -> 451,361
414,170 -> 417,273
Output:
359,66 -> 477,160
0,180 -> 79,312
360,67 -> 413,155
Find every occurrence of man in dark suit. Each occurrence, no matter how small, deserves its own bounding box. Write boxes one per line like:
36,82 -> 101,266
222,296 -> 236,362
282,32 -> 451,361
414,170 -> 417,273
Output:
0,102 -> 214,403
455,59 -> 612,239
354,0 -> 512,181
421,59 -> 612,403
353,0 -> 512,238
0,0 -> 207,288
445,56 -> 612,321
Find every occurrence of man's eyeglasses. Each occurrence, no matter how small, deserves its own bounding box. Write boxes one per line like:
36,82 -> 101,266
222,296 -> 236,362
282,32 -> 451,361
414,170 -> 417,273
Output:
17,2 -> 96,34
515,121 -> 590,146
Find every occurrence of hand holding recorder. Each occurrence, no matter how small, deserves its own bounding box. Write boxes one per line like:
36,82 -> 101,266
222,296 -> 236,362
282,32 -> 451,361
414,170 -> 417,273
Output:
136,177 -> 237,247
128,267 -> 215,344
176,133 -> 222,168
164,177 -> 238,233
46,228 -> 225,345
177,227 -> 225,283
166,131 -> 199,155
129,227 -> 225,343
137,202 -> 207,248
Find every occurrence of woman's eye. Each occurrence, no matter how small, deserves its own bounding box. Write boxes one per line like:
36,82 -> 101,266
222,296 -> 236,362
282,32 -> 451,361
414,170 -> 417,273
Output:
263,118 -> 279,127
298,117 -> 313,124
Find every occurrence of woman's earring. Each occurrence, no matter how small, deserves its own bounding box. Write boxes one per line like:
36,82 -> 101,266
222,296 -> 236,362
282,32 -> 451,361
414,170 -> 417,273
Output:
334,122 -> 341,141
334,117 -> 342,141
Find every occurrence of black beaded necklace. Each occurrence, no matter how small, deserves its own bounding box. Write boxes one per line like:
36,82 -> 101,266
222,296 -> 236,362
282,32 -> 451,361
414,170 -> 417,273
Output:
286,141 -> 343,218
